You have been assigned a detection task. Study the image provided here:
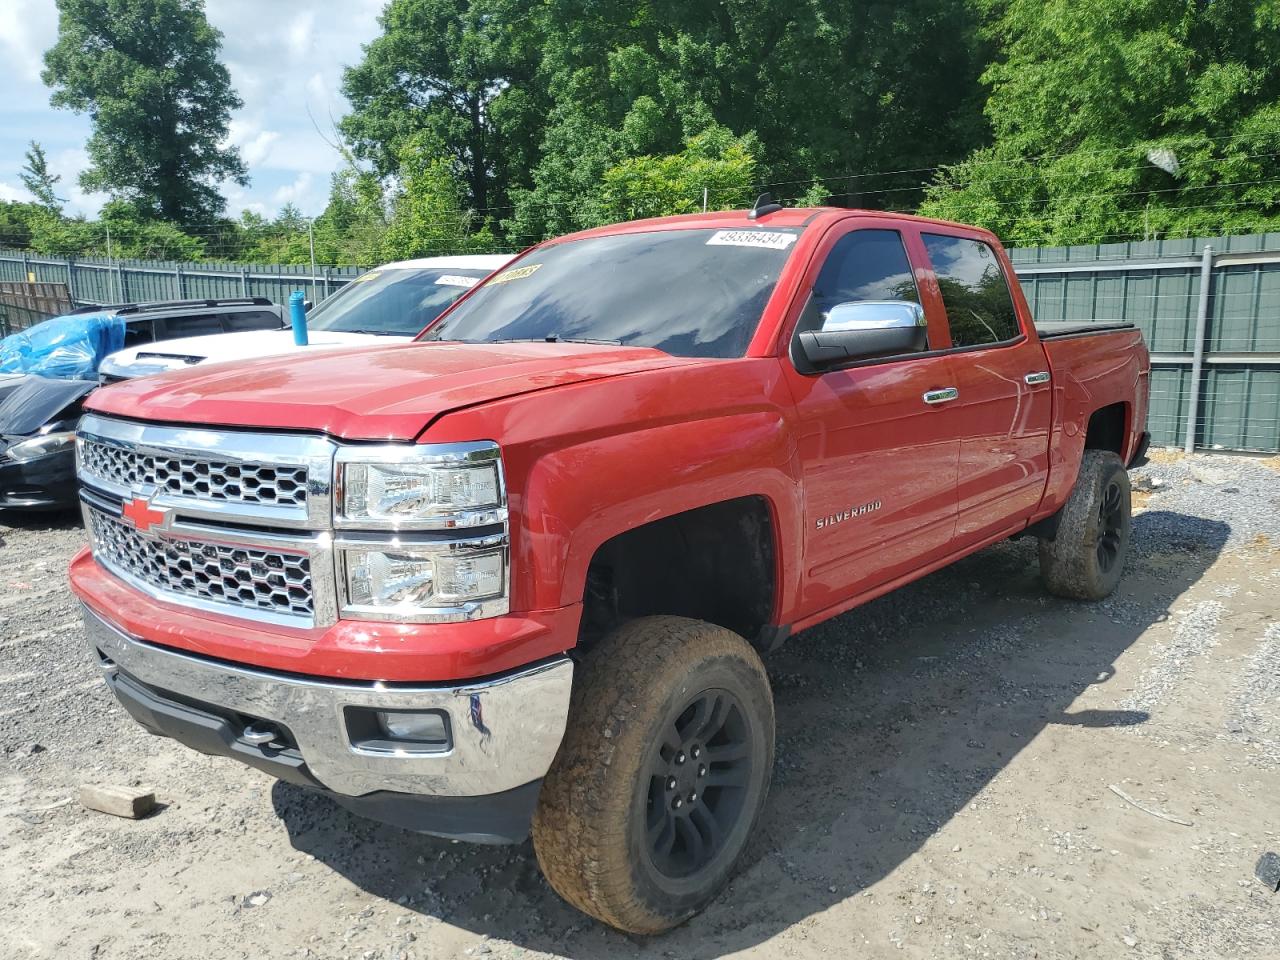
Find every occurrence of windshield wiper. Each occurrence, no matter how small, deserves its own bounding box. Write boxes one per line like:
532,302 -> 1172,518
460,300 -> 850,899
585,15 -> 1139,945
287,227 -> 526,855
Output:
489,336 -> 625,346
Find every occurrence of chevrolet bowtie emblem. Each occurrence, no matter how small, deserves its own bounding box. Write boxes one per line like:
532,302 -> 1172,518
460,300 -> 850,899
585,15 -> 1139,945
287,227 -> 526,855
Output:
121,497 -> 171,533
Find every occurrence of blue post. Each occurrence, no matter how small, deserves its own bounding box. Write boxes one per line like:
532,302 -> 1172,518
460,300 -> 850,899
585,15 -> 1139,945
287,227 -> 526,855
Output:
289,290 -> 308,346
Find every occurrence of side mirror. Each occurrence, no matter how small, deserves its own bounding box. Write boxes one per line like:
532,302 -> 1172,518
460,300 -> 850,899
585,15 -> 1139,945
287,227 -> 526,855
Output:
797,300 -> 927,368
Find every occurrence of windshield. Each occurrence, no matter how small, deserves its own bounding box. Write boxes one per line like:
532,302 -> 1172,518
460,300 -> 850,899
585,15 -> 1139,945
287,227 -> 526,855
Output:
307,267 -> 493,336
424,227 -> 801,358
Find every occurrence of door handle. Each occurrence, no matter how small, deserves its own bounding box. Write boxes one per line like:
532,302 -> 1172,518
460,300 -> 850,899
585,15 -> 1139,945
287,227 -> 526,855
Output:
923,387 -> 959,405
1024,371 -> 1051,386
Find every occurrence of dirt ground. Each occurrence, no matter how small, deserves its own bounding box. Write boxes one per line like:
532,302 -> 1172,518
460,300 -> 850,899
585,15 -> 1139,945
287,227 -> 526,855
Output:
2,452 -> 1278,960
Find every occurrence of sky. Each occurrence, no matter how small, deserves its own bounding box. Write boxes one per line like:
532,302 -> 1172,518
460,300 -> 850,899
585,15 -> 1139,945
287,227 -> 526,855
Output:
0,0 -> 386,223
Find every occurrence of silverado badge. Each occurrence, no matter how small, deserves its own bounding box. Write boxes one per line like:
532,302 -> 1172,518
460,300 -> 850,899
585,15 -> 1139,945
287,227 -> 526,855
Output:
815,500 -> 882,529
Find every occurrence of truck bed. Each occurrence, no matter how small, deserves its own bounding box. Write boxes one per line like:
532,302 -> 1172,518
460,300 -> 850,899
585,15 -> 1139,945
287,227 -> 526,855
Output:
1035,321 -> 1136,340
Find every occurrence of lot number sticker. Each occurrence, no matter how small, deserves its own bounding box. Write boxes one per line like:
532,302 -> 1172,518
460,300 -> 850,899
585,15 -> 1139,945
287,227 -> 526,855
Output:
707,230 -> 797,251
434,274 -> 481,288
490,263 -> 542,284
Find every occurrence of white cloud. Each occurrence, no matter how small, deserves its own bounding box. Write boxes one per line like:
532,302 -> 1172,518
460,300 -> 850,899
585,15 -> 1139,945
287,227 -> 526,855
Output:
285,9 -> 317,61
272,172 -> 315,208
0,0 -> 58,85
0,0 -> 386,217
0,180 -> 27,203
227,118 -> 282,167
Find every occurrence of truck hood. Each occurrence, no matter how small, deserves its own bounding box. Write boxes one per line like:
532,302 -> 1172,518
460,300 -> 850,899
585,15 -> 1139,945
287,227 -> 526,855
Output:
98,329 -> 408,380
86,340 -> 697,440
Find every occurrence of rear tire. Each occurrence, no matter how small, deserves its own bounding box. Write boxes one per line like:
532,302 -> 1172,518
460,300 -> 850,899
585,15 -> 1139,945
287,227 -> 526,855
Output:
532,616 -> 774,934
1038,450 -> 1131,600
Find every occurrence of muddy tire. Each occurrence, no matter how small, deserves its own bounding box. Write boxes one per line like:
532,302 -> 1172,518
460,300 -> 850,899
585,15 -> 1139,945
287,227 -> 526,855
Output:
1038,450 -> 1131,600
532,616 -> 774,934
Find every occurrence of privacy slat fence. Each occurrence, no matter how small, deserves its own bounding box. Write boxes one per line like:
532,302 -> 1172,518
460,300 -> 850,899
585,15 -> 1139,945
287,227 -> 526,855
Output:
0,281 -> 74,335
0,250 -> 365,316
1,235 -> 1278,453
1010,233 -> 1280,454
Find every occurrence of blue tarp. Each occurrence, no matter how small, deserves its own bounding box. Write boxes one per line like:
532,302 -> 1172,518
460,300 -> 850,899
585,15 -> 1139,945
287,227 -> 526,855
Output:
0,312 -> 125,380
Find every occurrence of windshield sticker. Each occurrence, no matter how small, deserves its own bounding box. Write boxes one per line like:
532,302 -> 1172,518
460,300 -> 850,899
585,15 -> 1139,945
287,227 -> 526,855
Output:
435,274 -> 481,288
351,271 -> 380,283
706,230 -> 797,251
489,263 -> 542,284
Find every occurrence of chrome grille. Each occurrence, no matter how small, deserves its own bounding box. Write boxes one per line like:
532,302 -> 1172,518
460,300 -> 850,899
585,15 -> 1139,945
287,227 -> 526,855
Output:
87,507 -> 314,619
80,437 -> 308,508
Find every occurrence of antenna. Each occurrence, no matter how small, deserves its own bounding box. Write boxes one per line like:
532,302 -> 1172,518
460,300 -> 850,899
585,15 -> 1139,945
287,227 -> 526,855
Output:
748,192 -> 784,220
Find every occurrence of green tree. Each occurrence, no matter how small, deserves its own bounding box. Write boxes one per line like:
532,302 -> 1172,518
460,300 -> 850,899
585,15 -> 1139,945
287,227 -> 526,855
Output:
42,0 -> 248,224
19,141 -> 64,211
380,136 -> 496,260
595,127 -> 759,223
340,0 -> 547,214
920,0 -> 1280,245
0,202 -> 47,249
507,0 -> 988,239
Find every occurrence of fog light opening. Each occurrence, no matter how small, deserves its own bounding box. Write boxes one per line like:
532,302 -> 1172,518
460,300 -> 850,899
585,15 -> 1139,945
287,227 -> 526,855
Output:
345,706 -> 453,755
377,709 -> 449,745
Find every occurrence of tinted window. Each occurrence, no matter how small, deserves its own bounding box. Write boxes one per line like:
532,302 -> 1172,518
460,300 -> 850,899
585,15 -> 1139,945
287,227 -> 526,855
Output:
160,314 -> 222,338
796,229 -> 920,338
223,309 -> 284,332
922,234 -> 1020,347
308,267 -> 491,337
426,228 -> 800,359
123,319 -> 155,346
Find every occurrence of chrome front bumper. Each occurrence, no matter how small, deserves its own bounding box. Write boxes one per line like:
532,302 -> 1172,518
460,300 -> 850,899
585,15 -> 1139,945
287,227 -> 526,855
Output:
81,605 -> 573,798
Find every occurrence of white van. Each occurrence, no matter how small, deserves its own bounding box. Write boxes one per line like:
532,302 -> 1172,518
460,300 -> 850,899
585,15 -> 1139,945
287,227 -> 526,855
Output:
96,254 -> 511,382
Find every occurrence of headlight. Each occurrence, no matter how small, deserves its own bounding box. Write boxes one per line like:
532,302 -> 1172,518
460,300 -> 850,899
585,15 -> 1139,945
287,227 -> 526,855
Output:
335,442 -> 505,529
339,539 -> 508,622
6,430 -> 76,462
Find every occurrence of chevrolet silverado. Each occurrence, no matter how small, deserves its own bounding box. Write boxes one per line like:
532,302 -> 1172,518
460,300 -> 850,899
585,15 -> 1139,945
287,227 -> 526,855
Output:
69,203 -> 1150,933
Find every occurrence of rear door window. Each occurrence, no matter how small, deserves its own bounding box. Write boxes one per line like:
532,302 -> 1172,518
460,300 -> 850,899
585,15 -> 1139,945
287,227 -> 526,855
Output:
222,310 -> 283,332
157,314 -> 223,339
921,234 -> 1021,347
123,319 -> 156,346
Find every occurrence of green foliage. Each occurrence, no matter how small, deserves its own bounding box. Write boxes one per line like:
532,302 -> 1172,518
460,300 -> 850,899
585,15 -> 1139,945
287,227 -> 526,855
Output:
596,127 -> 759,223
380,136 -> 497,260
42,0 -> 247,224
503,0 -> 989,240
20,142 -> 64,211
14,0 -> 1280,262
340,0 -> 547,214
920,0 -> 1280,245
0,202 -> 48,249
24,199 -> 207,259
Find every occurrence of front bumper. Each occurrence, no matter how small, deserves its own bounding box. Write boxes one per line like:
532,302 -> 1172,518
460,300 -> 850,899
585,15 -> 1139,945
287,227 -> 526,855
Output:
82,604 -> 573,810
0,447 -> 77,510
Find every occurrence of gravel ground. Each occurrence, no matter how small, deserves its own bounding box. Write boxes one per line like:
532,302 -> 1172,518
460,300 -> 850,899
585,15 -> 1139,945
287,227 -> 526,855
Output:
2,450 -> 1279,960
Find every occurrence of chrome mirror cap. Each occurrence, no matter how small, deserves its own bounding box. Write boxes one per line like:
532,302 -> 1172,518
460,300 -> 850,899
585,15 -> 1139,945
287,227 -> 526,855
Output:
822,300 -> 925,333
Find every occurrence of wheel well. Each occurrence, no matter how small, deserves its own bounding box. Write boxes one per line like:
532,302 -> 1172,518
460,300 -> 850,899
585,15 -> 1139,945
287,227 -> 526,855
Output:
579,496 -> 776,651
1085,402 -> 1128,455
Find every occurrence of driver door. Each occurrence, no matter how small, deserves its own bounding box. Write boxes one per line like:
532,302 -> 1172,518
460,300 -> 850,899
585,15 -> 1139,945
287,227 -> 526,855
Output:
781,220 -> 963,620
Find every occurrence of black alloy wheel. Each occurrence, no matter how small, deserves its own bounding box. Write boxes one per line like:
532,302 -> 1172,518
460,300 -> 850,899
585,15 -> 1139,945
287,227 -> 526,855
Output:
1096,479 -> 1125,573
643,688 -> 753,879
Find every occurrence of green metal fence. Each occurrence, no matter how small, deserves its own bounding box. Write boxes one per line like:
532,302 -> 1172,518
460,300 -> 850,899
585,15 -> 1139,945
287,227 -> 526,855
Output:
1011,234 -> 1280,453
0,249 -> 365,310
1,237 -> 1278,453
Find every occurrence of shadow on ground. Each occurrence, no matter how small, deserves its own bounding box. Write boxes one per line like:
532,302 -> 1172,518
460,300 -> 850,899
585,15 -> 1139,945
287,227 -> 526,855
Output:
274,510 -> 1227,957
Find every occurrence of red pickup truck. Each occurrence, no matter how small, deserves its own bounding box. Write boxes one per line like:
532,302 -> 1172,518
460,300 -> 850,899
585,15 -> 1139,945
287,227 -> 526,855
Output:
69,205 -> 1150,934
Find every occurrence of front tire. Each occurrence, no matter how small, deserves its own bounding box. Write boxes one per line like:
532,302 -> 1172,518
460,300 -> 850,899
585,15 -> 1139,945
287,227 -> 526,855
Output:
1038,450 -> 1131,600
532,616 -> 774,934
